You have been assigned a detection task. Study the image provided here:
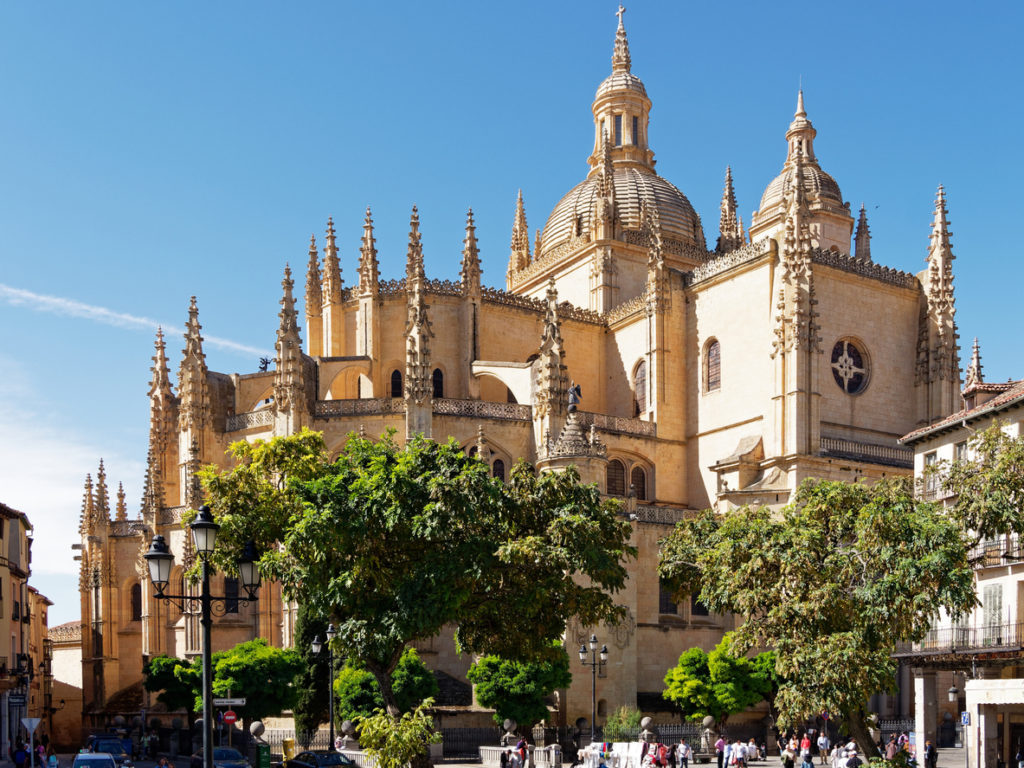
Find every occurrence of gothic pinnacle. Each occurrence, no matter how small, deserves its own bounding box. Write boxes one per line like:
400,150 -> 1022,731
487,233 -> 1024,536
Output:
149,326 -> 173,399
964,337 -> 983,388
854,204 -> 872,262
304,234 -> 322,316
95,459 -> 110,520
612,4 -> 631,73
928,184 -> 953,262
509,191 -> 530,273
796,89 -> 806,118
406,205 -> 425,284
322,217 -> 343,304
461,207 -> 481,291
359,206 -> 380,294
115,482 -> 127,521
717,166 -> 743,253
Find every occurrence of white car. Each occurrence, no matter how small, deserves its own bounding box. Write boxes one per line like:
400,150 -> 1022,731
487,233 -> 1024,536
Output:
73,753 -> 117,768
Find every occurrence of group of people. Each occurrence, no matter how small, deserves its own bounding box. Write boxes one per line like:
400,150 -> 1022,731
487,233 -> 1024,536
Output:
10,742 -> 59,768
776,731 -> 862,768
715,737 -> 767,768
499,737 -> 530,768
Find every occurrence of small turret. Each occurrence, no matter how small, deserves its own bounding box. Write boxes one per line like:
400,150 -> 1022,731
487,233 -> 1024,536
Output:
115,482 -> 127,522
304,235 -> 323,356
95,459 -> 111,522
322,217 -> 343,305
178,297 -> 211,432
854,205 -> 872,262
406,206 -> 426,287
461,208 -> 481,296
274,264 -> 306,430
716,166 -> 744,253
508,191 -> 530,283
964,337 -> 983,390
358,207 -> 380,296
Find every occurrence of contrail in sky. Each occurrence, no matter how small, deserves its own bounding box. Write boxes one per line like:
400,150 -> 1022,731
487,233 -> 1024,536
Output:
0,283 -> 268,357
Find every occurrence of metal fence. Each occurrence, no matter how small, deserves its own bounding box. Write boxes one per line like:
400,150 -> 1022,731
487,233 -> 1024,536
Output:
440,727 -> 502,758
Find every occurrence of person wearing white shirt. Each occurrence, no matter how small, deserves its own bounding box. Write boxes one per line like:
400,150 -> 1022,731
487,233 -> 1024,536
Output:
816,735 -> 830,765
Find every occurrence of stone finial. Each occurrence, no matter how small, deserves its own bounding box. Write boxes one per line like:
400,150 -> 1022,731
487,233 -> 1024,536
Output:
598,131 -> 614,198
964,337 -> 983,389
358,207 -> 380,296
612,5 -> 631,73
785,90 -> 817,165
79,473 -> 95,534
509,190 -> 530,275
461,208 -> 482,294
304,235 -> 322,317
274,263 -> 305,416
322,217 -> 344,304
406,205 -> 425,285
178,296 -> 211,432
928,184 -> 954,263
716,166 -> 744,253
115,482 -> 127,522
95,459 -> 110,521
854,205 -> 872,263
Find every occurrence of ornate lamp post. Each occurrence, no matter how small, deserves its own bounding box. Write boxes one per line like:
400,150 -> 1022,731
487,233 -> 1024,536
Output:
578,634 -> 608,744
144,506 -> 261,768
311,623 -> 338,750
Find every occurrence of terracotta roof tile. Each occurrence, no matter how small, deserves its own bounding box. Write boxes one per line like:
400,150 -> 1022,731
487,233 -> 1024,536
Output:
901,379 -> 1024,444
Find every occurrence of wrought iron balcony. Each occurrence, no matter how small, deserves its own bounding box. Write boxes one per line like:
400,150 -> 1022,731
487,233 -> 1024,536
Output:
893,621 -> 1024,659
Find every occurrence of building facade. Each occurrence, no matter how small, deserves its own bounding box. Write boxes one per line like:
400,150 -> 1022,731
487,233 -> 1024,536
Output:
77,12 -> 964,733
900,348 -> 1024,768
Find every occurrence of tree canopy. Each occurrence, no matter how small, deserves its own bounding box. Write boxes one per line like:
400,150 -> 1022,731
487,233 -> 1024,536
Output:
334,648 -> 439,724
662,634 -> 777,727
143,639 -> 304,723
659,477 -> 975,756
200,430 -> 635,717
466,641 -> 572,729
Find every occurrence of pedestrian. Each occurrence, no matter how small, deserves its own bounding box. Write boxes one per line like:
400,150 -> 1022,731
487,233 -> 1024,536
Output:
747,739 -> 758,763
679,739 -> 691,768
1014,744 -> 1024,768
668,740 -> 677,768
716,736 -> 726,768
924,741 -> 937,768
845,751 -> 861,768
501,748 -> 510,768
46,748 -> 58,768
816,733 -> 829,765
14,742 -> 28,768
782,743 -> 795,768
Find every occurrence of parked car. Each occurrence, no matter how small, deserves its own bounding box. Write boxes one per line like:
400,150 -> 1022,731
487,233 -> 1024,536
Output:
190,747 -> 251,768
284,751 -> 355,768
73,753 -> 117,768
89,739 -> 133,768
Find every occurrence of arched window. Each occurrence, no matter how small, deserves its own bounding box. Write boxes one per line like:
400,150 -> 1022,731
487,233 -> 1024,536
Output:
432,368 -> 444,399
130,583 -> 142,622
492,459 -> 505,483
390,370 -> 403,398
704,340 -> 721,393
658,580 -> 677,615
606,459 -> 626,497
630,466 -> 647,501
633,361 -> 647,416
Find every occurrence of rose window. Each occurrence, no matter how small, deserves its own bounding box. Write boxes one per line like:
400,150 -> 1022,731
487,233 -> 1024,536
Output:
831,340 -> 868,394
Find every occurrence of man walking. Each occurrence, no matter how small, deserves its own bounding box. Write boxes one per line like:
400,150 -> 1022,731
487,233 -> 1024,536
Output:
816,733 -> 830,765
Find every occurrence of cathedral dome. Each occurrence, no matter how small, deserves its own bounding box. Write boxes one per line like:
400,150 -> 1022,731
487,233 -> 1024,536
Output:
758,162 -> 843,212
540,166 -> 704,256
596,71 -> 647,99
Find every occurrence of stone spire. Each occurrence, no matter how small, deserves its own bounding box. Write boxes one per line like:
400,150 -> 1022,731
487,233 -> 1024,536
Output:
772,148 -> 820,356
304,235 -> 322,318
786,90 -> 818,164
94,459 -> 111,522
321,217 -> 343,304
404,207 -> 433,410
460,208 -> 482,296
924,184 -> 959,382
177,297 -> 211,432
508,191 -> 530,277
406,206 -> 426,287
598,132 -> 615,198
594,132 -> 616,240
612,4 -> 631,73
534,278 -> 569,422
274,264 -> 306,420
358,207 -> 380,296
140,447 -> 163,521
964,337 -> 983,389
148,327 -> 176,454
642,201 -> 667,309
79,473 -> 95,534
115,482 -> 127,522
716,166 -> 744,253
854,205 -> 872,262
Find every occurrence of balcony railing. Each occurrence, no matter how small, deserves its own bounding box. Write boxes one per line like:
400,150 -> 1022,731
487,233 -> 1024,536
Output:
893,621 -> 1024,657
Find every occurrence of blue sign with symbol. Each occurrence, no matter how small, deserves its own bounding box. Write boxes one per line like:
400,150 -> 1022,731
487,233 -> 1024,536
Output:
961,712 -> 970,726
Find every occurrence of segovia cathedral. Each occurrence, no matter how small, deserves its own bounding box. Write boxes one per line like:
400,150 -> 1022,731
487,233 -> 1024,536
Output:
77,9 -> 962,735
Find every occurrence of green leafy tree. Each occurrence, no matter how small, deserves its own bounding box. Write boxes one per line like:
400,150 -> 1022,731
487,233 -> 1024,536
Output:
356,699 -> 442,768
601,705 -> 642,742
662,634 -> 777,728
201,430 -> 635,724
293,602 -> 331,737
334,648 -> 440,724
206,638 -> 305,724
659,478 -> 975,757
466,641 -> 572,729
143,654 -> 200,713
928,423 -> 1024,545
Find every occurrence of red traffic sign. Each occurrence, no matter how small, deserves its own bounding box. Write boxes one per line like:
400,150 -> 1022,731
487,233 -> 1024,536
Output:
223,710 -> 238,725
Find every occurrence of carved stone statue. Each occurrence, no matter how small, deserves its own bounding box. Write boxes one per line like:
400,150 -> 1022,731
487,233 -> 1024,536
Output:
640,716 -> 658,743
568,382 -> 581,413
501,718 -> 519,746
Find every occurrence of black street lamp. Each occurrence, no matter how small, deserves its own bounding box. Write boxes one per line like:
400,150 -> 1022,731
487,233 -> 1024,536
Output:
311,623 -> 338,750
144,506 -> 261,768
578,634 -> 609,744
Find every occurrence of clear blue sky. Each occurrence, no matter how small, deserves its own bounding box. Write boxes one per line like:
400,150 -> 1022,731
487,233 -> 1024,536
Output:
1,1 -> 1021,625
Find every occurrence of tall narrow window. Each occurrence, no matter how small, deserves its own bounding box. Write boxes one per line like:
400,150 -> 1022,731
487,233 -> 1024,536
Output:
923,452 -> 938,496
982,584 -> 1003,645
614,115 -> 622,147
606,459 -> 626,497
633,360 -> 647,416
492,459 -> 505,483
224,577 -> 239,614
432,368 -> 444,399
658,580 -> 677,615
691,592 -> 710,617
390,370 -> 403,398
631,466 -> 647,501
130,583 -> 142,622
632,116 -> 639,146
705,340 -> 721,392
954,441 -> 968,462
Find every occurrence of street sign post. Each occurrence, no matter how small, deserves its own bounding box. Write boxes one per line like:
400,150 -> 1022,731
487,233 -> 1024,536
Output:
10,695 -> 26,706
22,717 -> 41,768
223,710 -> 237,725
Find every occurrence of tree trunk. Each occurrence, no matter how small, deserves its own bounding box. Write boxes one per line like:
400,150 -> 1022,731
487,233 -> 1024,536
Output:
844,711 -> 881,760
368,666 -> 402,718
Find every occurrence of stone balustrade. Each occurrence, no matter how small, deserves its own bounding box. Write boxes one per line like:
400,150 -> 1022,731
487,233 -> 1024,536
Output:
819,436 -> 913,468
225,409 -> 274,431
576,411 -> 656,438
314,398 -> 406,417
432,398 -> 532,421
